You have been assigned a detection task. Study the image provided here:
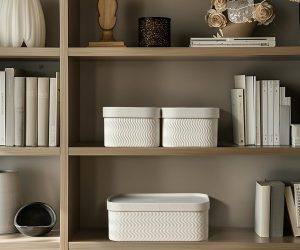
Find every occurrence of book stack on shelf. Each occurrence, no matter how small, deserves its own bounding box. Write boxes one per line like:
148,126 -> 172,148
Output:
0,69 -> 60,148
231,75 -> 291,146
190,37 -> 276,47
255,181 -> 300,238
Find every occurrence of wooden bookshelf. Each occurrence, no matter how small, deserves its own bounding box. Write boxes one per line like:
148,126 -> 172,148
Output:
0,147 -> 60,157
0,48 -> 59,59
69,228 -> 300,250
68,47 -> 300,60
0,231 -> 60,250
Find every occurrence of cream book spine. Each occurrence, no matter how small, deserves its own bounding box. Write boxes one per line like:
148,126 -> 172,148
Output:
245,76 -> 256,145
0,71 -> 5,145
26,77 -> 38,146
255,80 -> 261,146
49,73 -> 60,147
273,80 -> 280,146
38,78 -> 50,147
261,81 -> 268,146
267,81 -> 274,146
255,181 -> 271,237
231,89 -> 245,145
14,77 -> 25,147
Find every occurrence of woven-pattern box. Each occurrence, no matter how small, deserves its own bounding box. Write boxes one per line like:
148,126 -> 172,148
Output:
107,193 -> 210,241
162,108 -> 220,147
103,107 -> 160,147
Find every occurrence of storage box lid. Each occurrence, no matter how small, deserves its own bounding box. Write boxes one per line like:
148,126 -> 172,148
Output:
162,108 -> 220,119
103,107 -> 160,118
107,193 -> 210,212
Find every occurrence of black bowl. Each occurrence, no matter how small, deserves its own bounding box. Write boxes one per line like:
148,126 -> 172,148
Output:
14,202 -> 56,237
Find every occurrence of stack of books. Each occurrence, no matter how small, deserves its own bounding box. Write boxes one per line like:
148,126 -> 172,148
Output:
255,181 -> 300,237
0,68 -> 60,147
231,75 -> 291,146
190,37 -> 276,47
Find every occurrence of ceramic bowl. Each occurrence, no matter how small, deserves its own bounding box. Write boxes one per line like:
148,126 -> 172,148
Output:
14,202 -> 56,237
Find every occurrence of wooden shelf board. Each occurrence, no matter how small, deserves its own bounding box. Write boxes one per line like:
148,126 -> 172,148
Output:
0,48 -> 59,59
69,228 -> 300,250
69,143 -> 300,156
68,47 -> 300,60
0,231 -> 59,250
0,147 -> 60,156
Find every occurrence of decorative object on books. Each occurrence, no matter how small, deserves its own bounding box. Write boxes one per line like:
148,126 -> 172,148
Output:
205,0 -> 275,37
162,108 -> 220,147
0,0 -> 46,47
89,0 -> 125,47
14,202 -> 56,237
138,17 -> 171,47
0,171 -> 21,234
103,107 -> 160,147
107,193 -> 210,241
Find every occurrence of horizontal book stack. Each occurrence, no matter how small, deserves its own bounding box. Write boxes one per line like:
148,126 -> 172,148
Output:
0,68 -> 60,147
255,181 -> 300,238
231,75 -> 291,146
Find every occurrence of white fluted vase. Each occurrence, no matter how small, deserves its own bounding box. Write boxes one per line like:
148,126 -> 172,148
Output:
0,0 -> 46,47
0,171 -> 22,234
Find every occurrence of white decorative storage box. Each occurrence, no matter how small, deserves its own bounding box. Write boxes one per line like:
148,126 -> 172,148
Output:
103,107 -> 160,147
162,108 -> 220,147
107,193 -> 210,242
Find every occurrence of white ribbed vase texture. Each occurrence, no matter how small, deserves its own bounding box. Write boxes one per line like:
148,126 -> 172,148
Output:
162,119 -> 218,147
104,118 -> 160,147
108,211 -> 209,241
0,171 -> 21,234
0,0 -> 46,47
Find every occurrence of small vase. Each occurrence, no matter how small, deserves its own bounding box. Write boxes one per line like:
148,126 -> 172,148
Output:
221,21 -> 257,37
0,171 -> 22,234
0,0 -> 46,47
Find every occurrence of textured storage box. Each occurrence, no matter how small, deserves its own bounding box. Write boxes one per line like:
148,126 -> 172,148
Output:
162,108 -> 220,147
107,193 -> 210,241
103,107 -> 160,147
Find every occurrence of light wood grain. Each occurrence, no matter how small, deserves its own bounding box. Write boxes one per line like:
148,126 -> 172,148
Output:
0,147 -> 60,156
69,228 -> 300,250
69,145 -> 300,156
69,47 -> 300,60
0,231 -> 59,250
0,48 -> 59,59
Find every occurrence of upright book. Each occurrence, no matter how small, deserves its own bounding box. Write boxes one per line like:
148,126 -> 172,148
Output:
231,89 -> 245,145
0,71 -> 5,145
38,78 -> 50,146
14,77 -> 25,146
261,80 -> 268,146
273,80 -> 280,146
255,81 -> 261,146
267,81 -> 274,146
279,87 -> 291,146
26,77 -> 38,147
5,68 -> 22,146
49,73 -> 60,147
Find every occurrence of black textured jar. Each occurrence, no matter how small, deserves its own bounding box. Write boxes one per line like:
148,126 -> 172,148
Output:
139,17 -> 171,47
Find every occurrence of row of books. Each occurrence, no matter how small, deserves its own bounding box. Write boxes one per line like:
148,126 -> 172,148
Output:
255,181 -> 300,237
190,37 -> 276,47
231,75 -> 291,146
0,68 -> 60,147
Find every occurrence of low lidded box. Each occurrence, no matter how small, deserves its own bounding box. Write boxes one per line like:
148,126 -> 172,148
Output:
103,107 -> 160,147
107,193 -> 210,242
162,108 -> 220,147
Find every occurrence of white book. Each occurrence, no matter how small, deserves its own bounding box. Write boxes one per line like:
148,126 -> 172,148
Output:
245,76 -> 256,145
261,81 -> 268,146
0,71 -> 5,145
38,78 -> 50,147
5,68 -> 22,146
279,105 -> 290,146
14,77 -> 25,147
255,181 -> 271,237
26,77 -> 38,147
273,81 -> 280,146
285,186 -> 300,237
267,81 -> 274,146
49,73 -> 60,147
256,81 -> 261,146
231,89 -> 245,146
